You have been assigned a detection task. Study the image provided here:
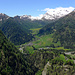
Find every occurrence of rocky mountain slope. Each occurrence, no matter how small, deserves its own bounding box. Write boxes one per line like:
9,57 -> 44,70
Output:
0,13 -> 9,26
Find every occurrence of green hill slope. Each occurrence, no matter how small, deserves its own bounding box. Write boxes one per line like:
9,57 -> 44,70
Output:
14,16 -> 43,29
0,14 -> 56,45
39,11 -> 75,48
0,30 -> 36,75
1,17 -> 34,45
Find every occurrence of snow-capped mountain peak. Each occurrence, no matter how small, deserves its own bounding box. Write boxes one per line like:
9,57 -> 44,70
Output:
42,7 -> 74,20
20,7 -> 75,20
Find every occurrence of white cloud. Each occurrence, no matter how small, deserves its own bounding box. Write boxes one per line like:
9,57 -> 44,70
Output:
31,14 -> 43,20
42,8 -> 50,11
42,7 -> 75,12
38,14 -> 43,19
42,7 -> 75,15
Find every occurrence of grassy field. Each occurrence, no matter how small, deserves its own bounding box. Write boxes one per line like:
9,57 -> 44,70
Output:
30,28 -> 41,35
52,47 -> 71,51
32,34 -> 61,49
17,28 -> 72,54
19,32 -> 72,54
25,46 -> 35,54
29,28 -> 61,49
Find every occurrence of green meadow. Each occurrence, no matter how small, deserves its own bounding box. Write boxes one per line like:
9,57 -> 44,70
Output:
18,28 -> 72,54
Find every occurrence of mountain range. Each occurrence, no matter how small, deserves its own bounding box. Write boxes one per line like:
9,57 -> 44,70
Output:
0,7 -> 75,75
0,8 -> 74,45
39,10 -> 75,48
0,7 -> 74,22
0,17 -> 34,45
20,7 -> 74,20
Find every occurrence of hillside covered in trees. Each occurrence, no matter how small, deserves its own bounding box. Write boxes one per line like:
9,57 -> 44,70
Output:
0,17 -> 34,45
0,13 -> 56,45
39,10 -> 75,48
0,30 -> 37,75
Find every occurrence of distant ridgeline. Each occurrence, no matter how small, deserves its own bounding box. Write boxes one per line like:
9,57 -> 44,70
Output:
0,17 -> 34,45
0,13 -> 56,45
0,11 -> 75,46
0,30 -> 37,75
39,10 -> 75,48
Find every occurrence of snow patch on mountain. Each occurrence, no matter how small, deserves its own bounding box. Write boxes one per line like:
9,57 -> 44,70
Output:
20,7 -> 75,20
0,13 -> 9,21
0,19 -> 2,21
42,7 -> 74,20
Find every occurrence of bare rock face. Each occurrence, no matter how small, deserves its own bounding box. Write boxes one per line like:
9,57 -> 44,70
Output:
0,13 -> 9,21
42,61 -> 51,75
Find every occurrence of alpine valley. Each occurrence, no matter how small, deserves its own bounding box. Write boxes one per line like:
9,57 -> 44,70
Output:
0,8 -> 75,75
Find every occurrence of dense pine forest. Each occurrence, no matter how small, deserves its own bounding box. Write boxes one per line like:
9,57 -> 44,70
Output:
0,30 -> 37,75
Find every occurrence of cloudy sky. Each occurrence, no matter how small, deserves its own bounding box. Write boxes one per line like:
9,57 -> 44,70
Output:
0,0 -> 75,17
